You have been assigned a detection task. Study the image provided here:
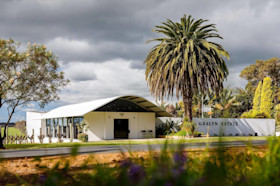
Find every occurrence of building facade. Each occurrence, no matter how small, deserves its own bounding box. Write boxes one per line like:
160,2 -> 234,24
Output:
26,95 -> 171,142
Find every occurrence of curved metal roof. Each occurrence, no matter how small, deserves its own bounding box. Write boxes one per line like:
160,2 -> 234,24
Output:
38,95 -> 172,119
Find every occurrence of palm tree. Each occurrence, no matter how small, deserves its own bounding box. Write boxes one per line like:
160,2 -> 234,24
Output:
145,15 -> 229,127
156,101 -> 168,110
214,88 -> 240,117
205,92 -> 216,118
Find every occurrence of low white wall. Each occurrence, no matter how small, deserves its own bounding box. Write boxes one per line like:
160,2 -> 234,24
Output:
85,112 -> 155,141
193,118 -> 275,136
32,137 -> 80,143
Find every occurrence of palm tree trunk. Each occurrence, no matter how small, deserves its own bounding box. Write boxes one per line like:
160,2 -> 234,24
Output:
183,91 -> 193,121
183,88 -> 194,137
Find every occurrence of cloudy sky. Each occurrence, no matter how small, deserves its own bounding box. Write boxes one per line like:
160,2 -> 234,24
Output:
0,0 -> 279,122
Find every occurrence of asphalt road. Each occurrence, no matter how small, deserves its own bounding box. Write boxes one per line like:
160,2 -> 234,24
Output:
0,140 -> 267,159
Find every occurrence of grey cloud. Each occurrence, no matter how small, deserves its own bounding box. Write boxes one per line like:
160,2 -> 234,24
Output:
69,72 -> 97,81
1,0 -> 279,68
1,0 -> 280,121
0,0 -> 279,97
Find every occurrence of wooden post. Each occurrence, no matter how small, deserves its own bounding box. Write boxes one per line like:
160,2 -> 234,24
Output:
57,125 -> 60,135
47,126 -> 50,136
5,125 -> 8,144
66,126 -> 69,138
70,123 -> 73,142
57,124 -> 60,143
32,129 -> 34,144
0,126 -> 2,143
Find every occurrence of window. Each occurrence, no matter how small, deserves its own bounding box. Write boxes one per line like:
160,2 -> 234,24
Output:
53,118 -> 58,137
62,118 -> 67,137
73,117 -> 84,139
46,119 -> 51,136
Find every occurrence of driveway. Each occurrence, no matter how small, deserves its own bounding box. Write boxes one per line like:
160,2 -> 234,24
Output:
0,140 -> 267,159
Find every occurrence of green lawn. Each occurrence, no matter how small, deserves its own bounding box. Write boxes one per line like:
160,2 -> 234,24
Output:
1,127 -> 22,137
3,136 -> 269,150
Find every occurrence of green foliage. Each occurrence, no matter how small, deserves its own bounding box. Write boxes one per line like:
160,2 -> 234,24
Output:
228,87 -> 253,118
173,130 -> 187,136
156,119 -> 181,135
260,77 -> 274,117
78,133 -> 88,142
253,81 -> 262,112
213,88 -> 240,118
275,104 -> 280,124
0,39 -> 69,146
240,57 -> 280,103
240,110 -> 270,118
76,120 -> 89,133
145,14 -> 229,122
181,118 -> 196,137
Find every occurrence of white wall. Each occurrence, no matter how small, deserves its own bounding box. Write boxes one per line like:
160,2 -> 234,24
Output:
26,111 -> 45,142
84,112 -> 106,141
138,113 -> 155,138
85,112 -> 156,141
193,118 -> 275,136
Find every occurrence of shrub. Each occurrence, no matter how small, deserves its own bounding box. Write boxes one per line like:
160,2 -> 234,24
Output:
78,133 -> 88,142
241,109 -> 270,118
180,119 -> 196,137
260,77 -> 273,117
156,119 -> 181,136
253,81 -> 262,112
174,130 -> 187,136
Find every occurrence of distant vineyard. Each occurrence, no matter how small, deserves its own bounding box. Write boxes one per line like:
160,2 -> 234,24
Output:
1,127 -> 22,137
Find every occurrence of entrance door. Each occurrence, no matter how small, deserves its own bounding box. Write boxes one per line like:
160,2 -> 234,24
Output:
114,119 -> 129,139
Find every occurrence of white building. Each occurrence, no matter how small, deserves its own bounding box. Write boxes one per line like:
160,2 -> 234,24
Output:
26,95 -> 171,142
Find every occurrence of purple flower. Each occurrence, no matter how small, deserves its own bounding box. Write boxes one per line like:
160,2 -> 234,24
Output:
164,182 -> 173,186
38,174 -> 47,183
173,152 -> 187,165
120,159 -> 133,168
128,164 -> 146,183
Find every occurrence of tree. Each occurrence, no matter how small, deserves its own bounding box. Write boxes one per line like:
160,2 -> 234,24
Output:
214,88 -> 240,118
260,77 -> 273,117
15,120 -> 26,134
240,57 -> 280,104
0,39 -> 69,149
253,81 -> 262,112
229,87 -> 253,118
145,15 -> 229,136
192,92 -> 208,118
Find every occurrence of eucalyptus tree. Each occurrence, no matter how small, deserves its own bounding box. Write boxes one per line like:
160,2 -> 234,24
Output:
0,39 -> 69,148
145,15 -> 229,125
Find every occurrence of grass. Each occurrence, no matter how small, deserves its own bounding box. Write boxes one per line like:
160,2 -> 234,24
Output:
3,136 -> 268,150
1,127 -> 22,137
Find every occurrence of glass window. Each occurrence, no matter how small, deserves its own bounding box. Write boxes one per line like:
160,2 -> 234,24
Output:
50,119 -> 53,136
58,118 -> 63,127
73,117 -> 80,139
62,118 -> 67,137
53,118 -> 58,137
46,119 -> 51,127
67,117 -> 73,139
